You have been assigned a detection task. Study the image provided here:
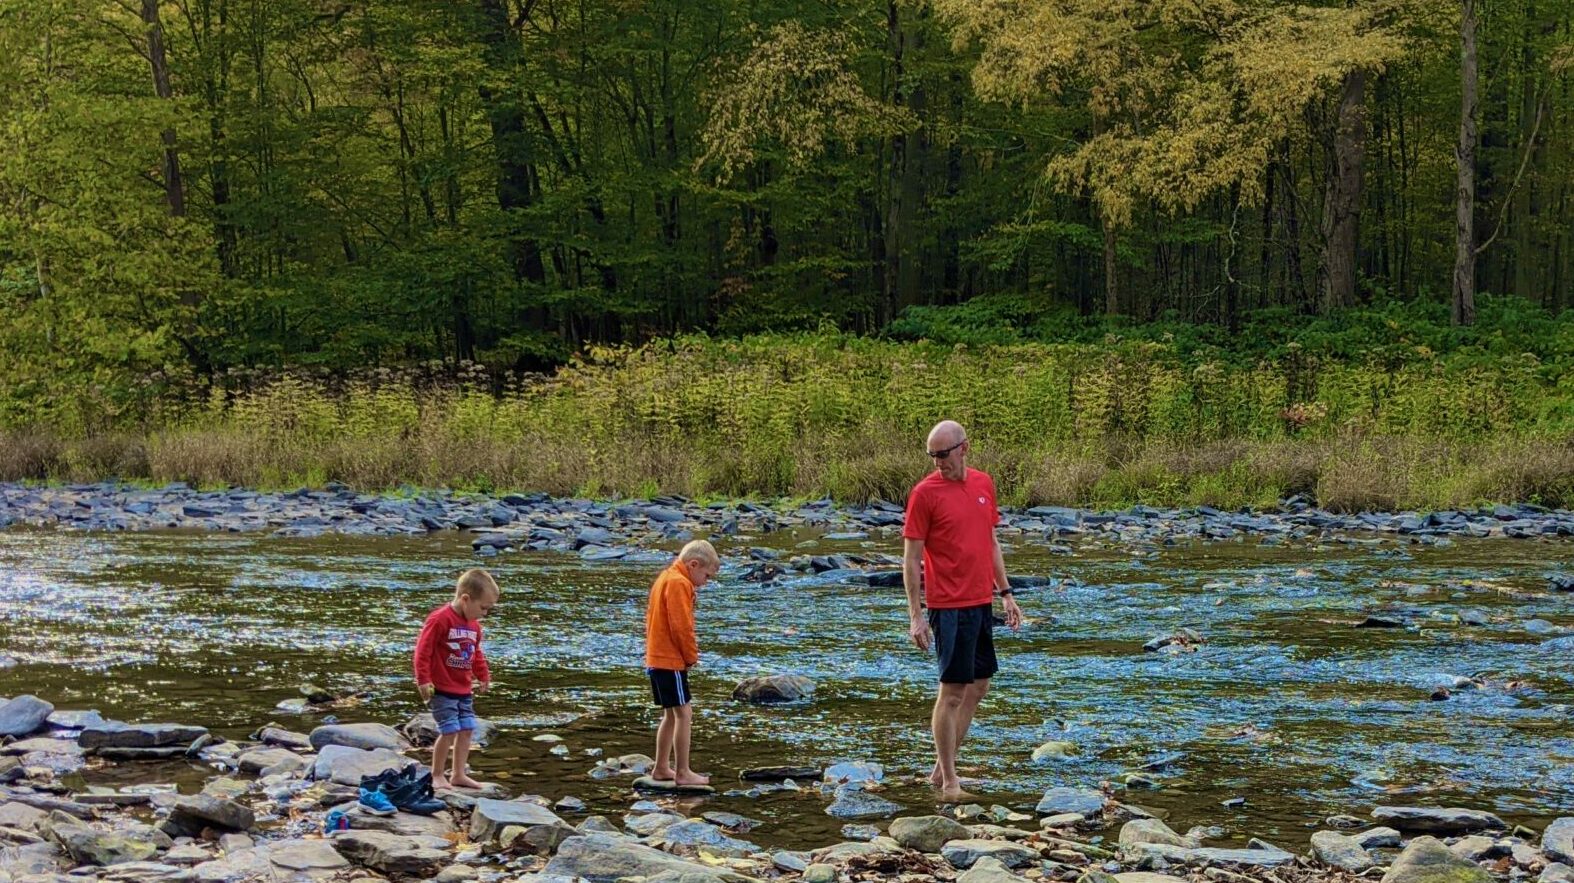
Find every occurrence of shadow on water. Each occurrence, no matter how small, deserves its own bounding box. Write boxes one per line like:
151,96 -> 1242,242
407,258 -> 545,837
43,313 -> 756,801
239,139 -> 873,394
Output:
1,526 -> 1572,848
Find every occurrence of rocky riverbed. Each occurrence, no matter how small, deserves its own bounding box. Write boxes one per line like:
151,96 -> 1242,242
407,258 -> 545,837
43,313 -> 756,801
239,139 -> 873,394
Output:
2,694 -> 1572,883
3,481 -> 1574,882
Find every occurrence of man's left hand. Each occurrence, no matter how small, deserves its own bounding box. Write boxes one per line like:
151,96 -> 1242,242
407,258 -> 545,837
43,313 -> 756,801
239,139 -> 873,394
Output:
1002,595 -> 1023,630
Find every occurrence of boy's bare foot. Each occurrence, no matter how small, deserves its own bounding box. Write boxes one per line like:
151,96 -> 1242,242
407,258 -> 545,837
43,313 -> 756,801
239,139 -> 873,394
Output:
432,777 -> 453,792
649,767 -> 677,782
448,774 -> 487,789
674,771 -> 710,786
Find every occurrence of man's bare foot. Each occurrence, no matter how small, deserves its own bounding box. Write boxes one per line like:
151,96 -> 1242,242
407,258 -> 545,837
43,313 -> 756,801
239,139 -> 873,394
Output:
927,766 -> 944,787
649,767 -> 677,782
673,771 -> 710,786
937,785 -> 978,802
448,774 -> 487,789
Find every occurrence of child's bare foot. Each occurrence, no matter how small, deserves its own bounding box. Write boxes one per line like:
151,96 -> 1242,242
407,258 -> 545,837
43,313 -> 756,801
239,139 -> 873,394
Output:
448,773 -> 487,789
432,776 -> 454,792
649,767 -> 677,782
674,770 -> 710,786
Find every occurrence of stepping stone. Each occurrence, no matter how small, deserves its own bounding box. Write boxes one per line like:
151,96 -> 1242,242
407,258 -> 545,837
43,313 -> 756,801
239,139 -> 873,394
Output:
632,776 -> 714,795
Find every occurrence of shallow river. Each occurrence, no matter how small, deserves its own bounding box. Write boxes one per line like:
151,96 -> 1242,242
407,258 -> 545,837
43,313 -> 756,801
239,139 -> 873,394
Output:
1,526 -> 1571,849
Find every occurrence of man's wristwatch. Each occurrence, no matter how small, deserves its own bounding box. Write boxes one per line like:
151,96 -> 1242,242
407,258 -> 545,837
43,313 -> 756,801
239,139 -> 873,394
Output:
998,588 -> 1014,598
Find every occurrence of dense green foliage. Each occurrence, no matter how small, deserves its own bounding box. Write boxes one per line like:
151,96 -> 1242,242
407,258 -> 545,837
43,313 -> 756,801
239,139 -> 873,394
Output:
4,1 -> 1574,507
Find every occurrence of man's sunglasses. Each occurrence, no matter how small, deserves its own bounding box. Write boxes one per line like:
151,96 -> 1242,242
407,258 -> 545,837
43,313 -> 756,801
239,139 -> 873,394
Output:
927,440 -> 966,459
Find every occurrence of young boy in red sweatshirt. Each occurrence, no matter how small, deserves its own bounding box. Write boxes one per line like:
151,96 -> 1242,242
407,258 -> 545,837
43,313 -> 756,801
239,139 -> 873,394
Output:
645,540 -> 720,786
413,568 -> 498,790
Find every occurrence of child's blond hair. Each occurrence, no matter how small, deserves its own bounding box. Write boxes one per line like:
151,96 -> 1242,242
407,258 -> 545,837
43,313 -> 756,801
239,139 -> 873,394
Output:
455,568 -> 500,601
677,540 -> 719,566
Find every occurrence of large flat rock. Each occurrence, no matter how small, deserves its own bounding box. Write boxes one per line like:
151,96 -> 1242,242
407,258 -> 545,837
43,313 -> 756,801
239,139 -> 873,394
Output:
1545,818 -> 1574,866
330,830 -> 447,878
543,833 -> 752,883
311,744 -> 409,786
308,723 -> 409,752
79,722 -> 208,750
1372,806 -> 1507,835
469,798 -> 569,843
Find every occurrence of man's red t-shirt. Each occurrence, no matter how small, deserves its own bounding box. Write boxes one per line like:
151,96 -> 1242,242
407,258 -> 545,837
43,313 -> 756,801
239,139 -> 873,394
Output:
412,603 -> 490,695
903,467 -> 1000,609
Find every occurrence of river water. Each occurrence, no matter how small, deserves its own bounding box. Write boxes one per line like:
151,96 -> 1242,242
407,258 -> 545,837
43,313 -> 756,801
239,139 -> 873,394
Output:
1,525 -> 1571,849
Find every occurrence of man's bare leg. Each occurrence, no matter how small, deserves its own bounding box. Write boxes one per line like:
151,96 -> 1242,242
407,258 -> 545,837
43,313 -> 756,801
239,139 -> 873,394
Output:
931,678 -> 989,791
931,682 -> 977,798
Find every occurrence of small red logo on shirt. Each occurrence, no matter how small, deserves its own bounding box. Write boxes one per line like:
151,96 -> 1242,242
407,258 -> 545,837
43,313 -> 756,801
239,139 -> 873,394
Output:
978,496 -> 986,504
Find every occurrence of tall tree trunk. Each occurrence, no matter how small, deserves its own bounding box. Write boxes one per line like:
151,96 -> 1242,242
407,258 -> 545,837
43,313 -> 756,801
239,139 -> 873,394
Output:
1454,0 -> 1478,326
477,0 -> 546,284
142,0 -> 186,218
1095,113 -> 1118,316
882,0 -> 904,324
1320,69 -> 1365,312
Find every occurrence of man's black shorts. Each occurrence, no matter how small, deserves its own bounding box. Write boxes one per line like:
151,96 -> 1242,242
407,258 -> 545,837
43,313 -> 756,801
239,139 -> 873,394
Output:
647,668 -> 691,707
928,603 -> 998,684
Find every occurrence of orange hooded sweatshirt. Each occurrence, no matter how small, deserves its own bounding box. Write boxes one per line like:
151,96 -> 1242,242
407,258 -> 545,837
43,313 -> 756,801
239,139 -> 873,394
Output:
645,560 -> 698,670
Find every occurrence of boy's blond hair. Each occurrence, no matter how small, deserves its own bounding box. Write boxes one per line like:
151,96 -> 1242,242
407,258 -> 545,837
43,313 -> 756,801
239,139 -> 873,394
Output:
455,568 -> 500,601
677,540 -> 719,566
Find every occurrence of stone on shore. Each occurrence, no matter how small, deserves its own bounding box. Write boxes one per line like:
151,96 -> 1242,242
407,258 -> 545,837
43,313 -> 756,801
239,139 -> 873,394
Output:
1310,830 -> 1375,872
469,798 -> 569,844
308,723 -> 409,752
330,830 -> 448,878
1380,835 -> 1492,883
311,745 -> 409,786
1545,818 -> 1574,865
1118,818 -> 1192,848
1036,787 -> 1107,817
941,839 -> 1040,869
237,747 -> 306,776
0,696 -> 54,738
889,815 -> 970,853
168,795 -> 255,834
958,856 -> 1024,883
47,816 -> 161,866
542,833 -> 751,883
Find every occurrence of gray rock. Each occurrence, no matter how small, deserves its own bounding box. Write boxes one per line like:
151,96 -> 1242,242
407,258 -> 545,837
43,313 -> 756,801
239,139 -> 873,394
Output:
236,747 -> 304,775
822,761 -> 882,785
435,865 -> 479,883
469,798 -> 568,844
0,840 -> 65,876
1450,835 -> 1505,861
825,786 -> 902,819
542,833 -> 749,883
841,824 -> 879,841
803,865 -> 836,883
308,723 -> 410,752
1310,830 -> 1374,872
0,801 -> 48,831
731,675 -> 815,704
701,811 -> 762,832
1036,787 -> 1107,817
98,861 -> 195,883
1353,827 -> 1403,849
940,839 -> 1040,869
326,803 -> 457,838
263,839 -> 350,874
330,830 -> 448,878
0,696 -> 54,738
1546,818 -> 1574,865
958,856 -> 1024,883
1372,806 -> 1507,835
653,820 -> 760,857
1121,842 -> 1295,868
254,726 -> 313,750
626,812 -> 685,837
500,822 -> 577,855
1118,819 -> 1192,848
1380,835 -> 1492,883
162,844 -> 213,865
1542,863 -> 1574,883
772,851 -> 809,872
48,818 -> 159,866
169,795 -> 255,833
311,745 -> 408,786
889,815 -> 970,853
79,722 -> 208,750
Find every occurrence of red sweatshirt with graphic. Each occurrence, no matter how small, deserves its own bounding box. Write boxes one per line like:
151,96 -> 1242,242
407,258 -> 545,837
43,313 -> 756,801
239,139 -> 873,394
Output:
413,603 -> 489,695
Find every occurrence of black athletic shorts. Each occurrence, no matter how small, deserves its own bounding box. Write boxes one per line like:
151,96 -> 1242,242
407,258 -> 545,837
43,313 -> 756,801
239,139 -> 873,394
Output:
929,603 -> 998,684
647,668 -> 691,707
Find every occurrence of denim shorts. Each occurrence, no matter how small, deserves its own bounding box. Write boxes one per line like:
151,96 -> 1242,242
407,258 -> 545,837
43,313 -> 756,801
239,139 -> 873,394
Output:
430,691 -> 477,735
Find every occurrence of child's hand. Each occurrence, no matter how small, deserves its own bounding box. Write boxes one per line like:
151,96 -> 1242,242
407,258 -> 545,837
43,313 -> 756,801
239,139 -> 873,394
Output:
417,683 -> 434,702
475,680 -> 490,694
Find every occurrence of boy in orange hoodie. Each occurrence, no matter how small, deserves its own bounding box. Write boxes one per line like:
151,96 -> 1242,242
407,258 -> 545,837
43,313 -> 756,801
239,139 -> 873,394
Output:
645,539 -> 720,785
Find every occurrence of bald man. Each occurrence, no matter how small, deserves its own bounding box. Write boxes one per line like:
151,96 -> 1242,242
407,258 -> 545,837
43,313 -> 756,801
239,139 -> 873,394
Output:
902,420 -> 1022,800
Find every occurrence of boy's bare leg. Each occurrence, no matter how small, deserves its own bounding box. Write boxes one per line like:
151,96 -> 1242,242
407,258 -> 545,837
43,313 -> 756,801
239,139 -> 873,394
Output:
448,729 -> 485,789
673,704 -> 709,786
652,708 -> 678,781
431,731 -> 456,790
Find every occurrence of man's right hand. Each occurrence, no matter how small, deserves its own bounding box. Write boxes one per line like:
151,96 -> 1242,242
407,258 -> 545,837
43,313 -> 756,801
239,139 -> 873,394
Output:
417,683 -> 434,702
909,615 -> 932,652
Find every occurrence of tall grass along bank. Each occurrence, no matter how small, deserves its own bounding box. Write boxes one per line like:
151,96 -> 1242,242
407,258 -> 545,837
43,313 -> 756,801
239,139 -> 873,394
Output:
4,334 -> 1574,511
